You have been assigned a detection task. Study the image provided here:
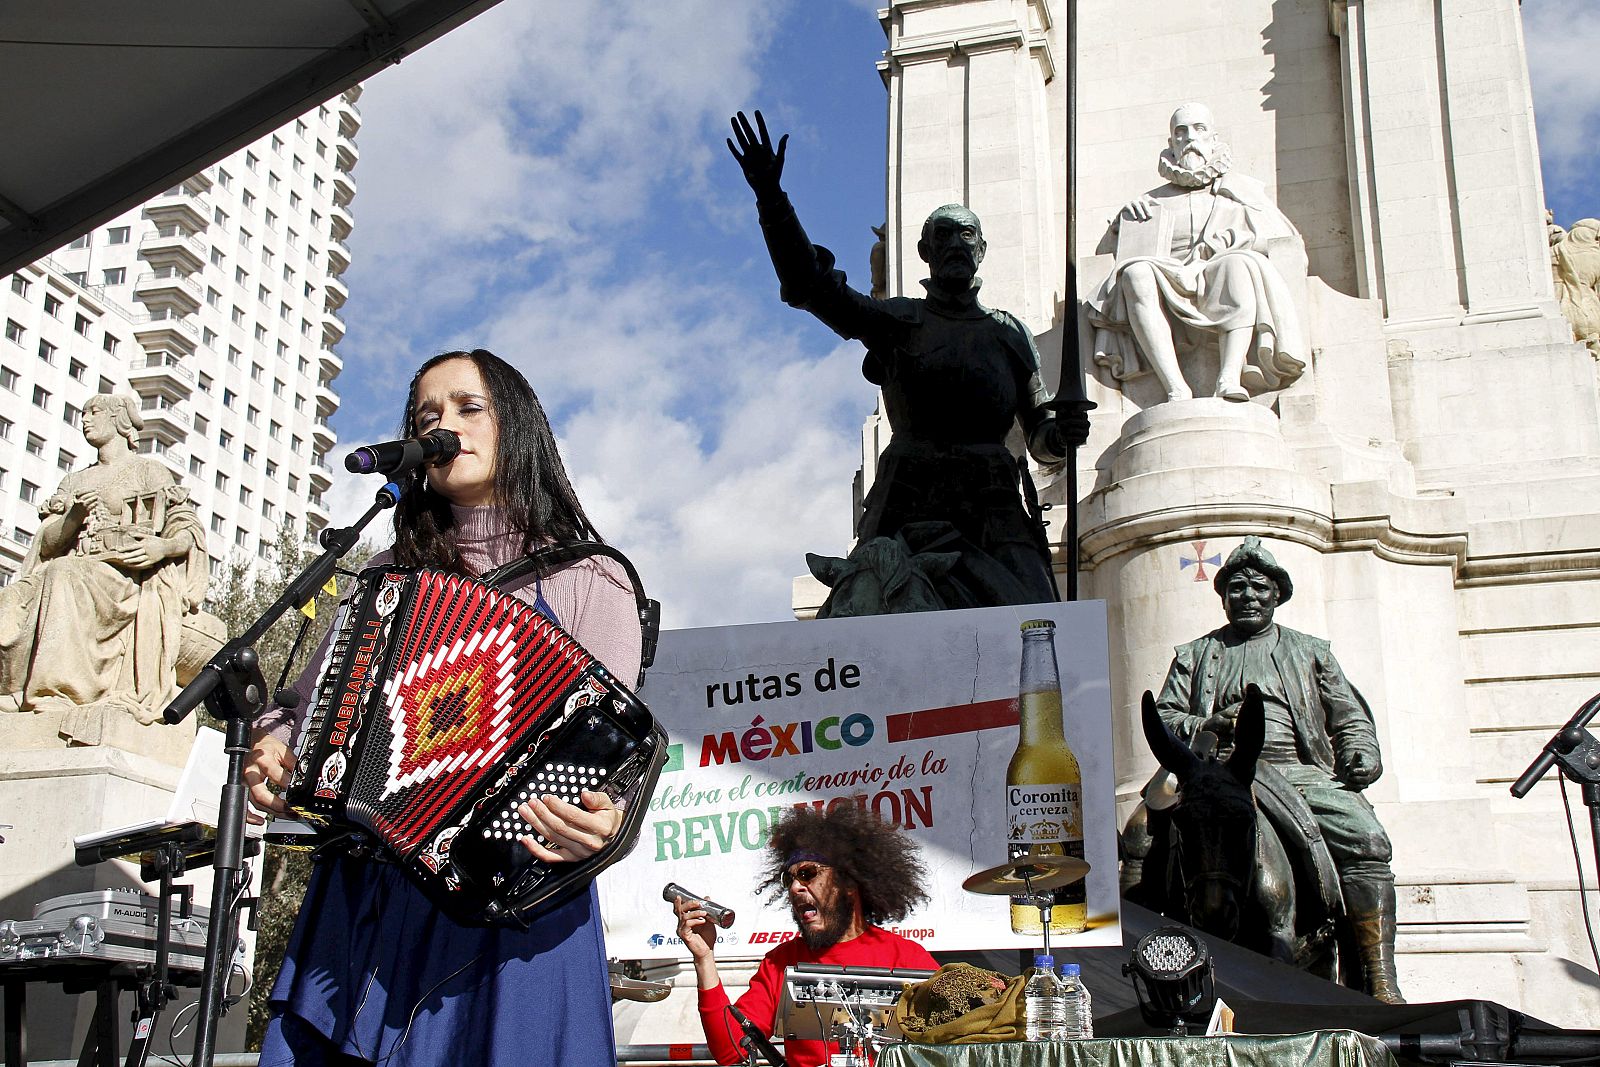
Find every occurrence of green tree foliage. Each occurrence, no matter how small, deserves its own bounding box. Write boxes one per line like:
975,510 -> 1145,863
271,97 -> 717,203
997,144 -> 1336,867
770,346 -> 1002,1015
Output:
202,525 -> 376,1048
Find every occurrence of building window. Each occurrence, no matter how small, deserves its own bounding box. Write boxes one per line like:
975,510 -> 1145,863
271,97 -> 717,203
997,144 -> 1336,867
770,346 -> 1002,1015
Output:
6,319 -> 25,344
276,341 -> 290,358
257,285 -> 270,305
57,449 -> 74,471
271,135 -> 284,155
222,389 -> 237,409
247,405 -> 260,426
9,276 -> 28,297
291,435 -> 303,455
268,174 -> 280,194
265,459 -> 278,478
219,430 -> 232,450
43,294 -> 62,317
235,267 -> 249,286
294,394 -> 306,412
202,327 -> 218,347
269,420 -> 282,441
242,191 -> 256,211
235,528 -> 248,547
279,302 -> 291,322
254,325 -> 267,343
68,359 -> 85,382
214,207 -> 229,229
14,528 -> 33,547
286,473 -> 298,492
74,314 -> 91,336
68,235 -> 89,249
210,247 -> 225,267
231,306 -> 245,326
215,471 -> 229,490
102,334 -> 118,356
107,226 -> 130,245
101,267 -> 125,286
210,514 -> 224,533
25,433 -> 44,458
193,414 -> 209,434
64,271 -> 86,286
245,151 -> 259,172
20,480 -> 38,503
190,456 -> 204,477
198,372 -> 212,392
250,362 -> 264,382
289,193 -> 303,212
263,500 -> 275,520
206,287 -> 221,308
217,167 -> 232,189
239,486 -> 252,505
0,367 -> 17,391
63,404 -> 80,429
31,386 -> 49,410
37,339 -> 56,364
273,378 -> 285,398
0,418 -> 10,440
227,346 -> 241,366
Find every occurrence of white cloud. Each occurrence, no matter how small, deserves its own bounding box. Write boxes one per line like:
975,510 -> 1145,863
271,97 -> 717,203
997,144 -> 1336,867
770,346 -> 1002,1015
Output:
1525,0 -> 1600,208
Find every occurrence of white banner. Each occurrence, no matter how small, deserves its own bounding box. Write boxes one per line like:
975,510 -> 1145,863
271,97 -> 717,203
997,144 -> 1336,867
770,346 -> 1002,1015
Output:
598,601 -> 1119,958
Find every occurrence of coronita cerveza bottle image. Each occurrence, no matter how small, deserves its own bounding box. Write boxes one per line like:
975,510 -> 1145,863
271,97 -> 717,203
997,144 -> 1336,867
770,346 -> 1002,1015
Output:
1006,618 -> 1086,934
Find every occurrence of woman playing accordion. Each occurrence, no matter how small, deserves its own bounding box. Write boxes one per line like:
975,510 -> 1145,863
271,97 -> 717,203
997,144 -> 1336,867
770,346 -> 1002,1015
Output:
246,349 -> 642,1067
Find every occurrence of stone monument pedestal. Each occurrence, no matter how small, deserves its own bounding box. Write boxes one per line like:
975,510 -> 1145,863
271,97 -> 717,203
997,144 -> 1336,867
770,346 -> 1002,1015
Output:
0,713 -> 250,1060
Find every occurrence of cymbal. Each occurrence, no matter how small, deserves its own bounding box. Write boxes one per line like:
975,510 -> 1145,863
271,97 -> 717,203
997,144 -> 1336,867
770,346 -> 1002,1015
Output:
962,854 -> 1090,896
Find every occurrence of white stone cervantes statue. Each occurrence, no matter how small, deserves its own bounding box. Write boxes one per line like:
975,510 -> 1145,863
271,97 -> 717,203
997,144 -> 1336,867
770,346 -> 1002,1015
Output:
1552,216 -> 1600,354
0,393 -> 220,733
1086,103 -> 1308,404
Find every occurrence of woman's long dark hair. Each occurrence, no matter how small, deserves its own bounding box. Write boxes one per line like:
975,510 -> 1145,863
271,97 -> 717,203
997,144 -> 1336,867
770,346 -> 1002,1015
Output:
391,349 -> 601,573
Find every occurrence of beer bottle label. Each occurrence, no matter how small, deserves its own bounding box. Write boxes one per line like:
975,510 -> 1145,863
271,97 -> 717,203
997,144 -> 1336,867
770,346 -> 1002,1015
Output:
1006,782 -> 1086,908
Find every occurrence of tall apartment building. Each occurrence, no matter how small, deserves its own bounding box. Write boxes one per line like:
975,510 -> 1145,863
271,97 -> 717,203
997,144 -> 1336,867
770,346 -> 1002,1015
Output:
0,87 -> 359,588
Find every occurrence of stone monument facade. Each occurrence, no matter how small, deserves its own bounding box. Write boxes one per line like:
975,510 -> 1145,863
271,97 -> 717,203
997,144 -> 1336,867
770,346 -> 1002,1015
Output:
835,0 -> 1599,1025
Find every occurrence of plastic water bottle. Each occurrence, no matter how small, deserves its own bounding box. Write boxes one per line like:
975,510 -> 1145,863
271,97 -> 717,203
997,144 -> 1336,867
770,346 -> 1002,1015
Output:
1022,953 -> 1065,1040
1058,962 -> 1093,1038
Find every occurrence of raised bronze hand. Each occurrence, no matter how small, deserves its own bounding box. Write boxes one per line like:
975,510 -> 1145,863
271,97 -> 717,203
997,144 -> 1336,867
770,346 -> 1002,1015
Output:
727,109 -> 788,201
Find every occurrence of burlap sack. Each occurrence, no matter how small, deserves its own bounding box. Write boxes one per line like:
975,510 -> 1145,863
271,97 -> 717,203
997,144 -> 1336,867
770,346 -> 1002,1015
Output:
893,963 -> 1027,1044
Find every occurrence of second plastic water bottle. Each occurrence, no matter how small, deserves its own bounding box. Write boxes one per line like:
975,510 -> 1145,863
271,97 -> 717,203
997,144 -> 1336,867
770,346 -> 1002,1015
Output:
1022,953 -> 1065,1040
1058,962 -> 1093,1038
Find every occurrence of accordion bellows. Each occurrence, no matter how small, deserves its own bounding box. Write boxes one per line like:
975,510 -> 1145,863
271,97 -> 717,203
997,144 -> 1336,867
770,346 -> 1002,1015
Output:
285,565 -> 667,927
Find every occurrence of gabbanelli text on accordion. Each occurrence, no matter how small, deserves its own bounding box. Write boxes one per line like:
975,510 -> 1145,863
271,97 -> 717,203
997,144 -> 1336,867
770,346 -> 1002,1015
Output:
283,564 -> 667,927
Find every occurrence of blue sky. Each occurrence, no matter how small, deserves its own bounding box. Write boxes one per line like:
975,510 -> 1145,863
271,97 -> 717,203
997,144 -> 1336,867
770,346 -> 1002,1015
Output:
327,0 -> 1599,629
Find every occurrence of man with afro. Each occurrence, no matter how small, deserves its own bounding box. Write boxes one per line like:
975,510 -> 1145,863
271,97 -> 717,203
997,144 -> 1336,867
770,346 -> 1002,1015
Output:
673,804 -> 939,1067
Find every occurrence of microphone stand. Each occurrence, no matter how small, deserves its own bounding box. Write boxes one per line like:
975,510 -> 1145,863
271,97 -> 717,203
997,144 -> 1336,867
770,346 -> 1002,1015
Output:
161,481 -> 402,1067
1510,692 -> 1600,912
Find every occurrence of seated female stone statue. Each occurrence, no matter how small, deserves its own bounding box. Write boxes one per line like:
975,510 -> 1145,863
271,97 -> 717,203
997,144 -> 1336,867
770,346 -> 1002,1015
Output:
0,393 -> 207,726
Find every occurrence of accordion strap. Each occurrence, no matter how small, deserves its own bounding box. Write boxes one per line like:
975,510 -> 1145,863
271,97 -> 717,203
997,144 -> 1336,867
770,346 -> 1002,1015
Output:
478,543 -> 660,685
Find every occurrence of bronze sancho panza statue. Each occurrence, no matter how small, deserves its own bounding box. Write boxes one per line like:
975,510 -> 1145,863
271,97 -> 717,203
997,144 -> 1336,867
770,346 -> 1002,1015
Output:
728,110 -> 1087,610
1154,537 -> 1403,1002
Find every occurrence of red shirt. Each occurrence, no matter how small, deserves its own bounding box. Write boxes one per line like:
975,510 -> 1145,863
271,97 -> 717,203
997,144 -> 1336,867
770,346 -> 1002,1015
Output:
697,927 -> 938,1067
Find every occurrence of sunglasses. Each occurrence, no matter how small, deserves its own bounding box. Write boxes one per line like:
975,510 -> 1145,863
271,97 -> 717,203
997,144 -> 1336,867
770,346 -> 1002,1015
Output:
781,863 -> 829,887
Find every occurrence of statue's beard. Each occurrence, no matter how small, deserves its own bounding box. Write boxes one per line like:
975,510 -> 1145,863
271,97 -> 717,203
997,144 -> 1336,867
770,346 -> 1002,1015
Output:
1159,141 -> 1233,189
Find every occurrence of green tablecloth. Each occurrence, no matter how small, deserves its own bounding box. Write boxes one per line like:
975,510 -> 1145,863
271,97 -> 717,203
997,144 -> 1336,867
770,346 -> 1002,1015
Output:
878,1030 -> 1394,1067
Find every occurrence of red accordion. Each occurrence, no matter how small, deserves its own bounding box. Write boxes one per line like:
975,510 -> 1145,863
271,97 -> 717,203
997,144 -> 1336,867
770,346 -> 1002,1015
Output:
284,564 -> 667,927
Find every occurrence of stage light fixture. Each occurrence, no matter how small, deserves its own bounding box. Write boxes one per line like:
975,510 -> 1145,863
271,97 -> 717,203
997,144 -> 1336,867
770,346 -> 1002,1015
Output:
1123,926 -> 1217,1034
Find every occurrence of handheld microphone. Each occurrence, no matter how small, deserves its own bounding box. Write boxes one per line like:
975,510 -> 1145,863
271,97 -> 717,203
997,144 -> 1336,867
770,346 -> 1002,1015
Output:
728,1004 -> 787,1067
344,429 -> 461,477
663,883 -> 736,928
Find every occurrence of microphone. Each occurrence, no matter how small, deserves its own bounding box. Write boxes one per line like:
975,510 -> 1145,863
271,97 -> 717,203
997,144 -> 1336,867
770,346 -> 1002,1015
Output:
728,1004 -> 787,1067
663,883 -> 736,928
344,429 -> 461,477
